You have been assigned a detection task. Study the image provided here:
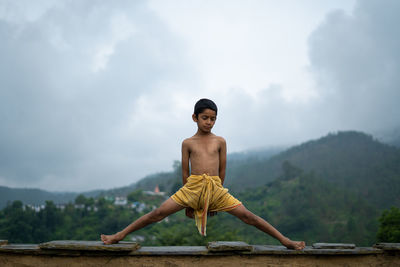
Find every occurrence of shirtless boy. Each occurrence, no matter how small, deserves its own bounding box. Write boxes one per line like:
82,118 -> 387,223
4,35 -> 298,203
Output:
101,98 -> 305,250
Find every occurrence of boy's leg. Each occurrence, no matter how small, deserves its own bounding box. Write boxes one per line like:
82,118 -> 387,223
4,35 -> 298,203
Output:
101,198 -> 185,244
227,205 -> 305,250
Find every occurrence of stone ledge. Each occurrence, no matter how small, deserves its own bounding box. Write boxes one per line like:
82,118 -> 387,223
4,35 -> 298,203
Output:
0,241 -> 393,256
312,243 -> 356,249
373,243 -> 400,251
207,241 -> 253,252
251,245 -> 382,255
39,240 -> 140,252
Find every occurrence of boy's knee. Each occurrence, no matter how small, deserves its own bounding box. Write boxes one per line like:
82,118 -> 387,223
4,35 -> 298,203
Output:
148,208 -> 166,222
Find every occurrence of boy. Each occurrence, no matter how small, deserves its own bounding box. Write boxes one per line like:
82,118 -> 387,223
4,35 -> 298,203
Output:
101,98 -> 305,250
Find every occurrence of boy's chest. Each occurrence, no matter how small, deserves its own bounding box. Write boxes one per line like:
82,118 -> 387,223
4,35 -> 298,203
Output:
190,141 -> 220,156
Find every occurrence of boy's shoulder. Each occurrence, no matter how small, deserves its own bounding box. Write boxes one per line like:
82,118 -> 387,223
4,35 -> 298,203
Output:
182,134 -> 226,144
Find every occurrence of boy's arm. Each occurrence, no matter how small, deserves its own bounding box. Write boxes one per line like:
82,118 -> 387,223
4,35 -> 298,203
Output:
181,140 -> 190,185
219,137 -> 227,185
182,140 -> 194,219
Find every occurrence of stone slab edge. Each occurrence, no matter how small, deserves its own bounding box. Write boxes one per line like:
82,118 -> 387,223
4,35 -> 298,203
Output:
0,244 -> 395,256
132,246 -> 209,255
373,243 -> 400,251
39,240 -> 140,252
313,243 -> 356,249
207,241 -> 253,252
251,245 -> 383,255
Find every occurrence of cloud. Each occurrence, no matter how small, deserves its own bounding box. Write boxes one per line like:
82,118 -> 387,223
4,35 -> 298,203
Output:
0,1 -> 191,191
2,0 -> 397,192
308,0 -> 400,132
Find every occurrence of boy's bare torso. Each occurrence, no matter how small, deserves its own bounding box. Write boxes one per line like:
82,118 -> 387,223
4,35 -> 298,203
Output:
182,133 -> 224,177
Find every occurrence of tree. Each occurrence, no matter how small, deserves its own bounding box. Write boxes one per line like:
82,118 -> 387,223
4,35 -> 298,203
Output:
75,194 -> 87,205
377,206 -> 400,242
127,190 -> 144,202
169,160 -> 182,194
281,161 -> 303,180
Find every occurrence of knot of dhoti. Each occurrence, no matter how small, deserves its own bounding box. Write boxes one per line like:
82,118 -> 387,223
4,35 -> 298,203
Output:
170,173 -> 242,236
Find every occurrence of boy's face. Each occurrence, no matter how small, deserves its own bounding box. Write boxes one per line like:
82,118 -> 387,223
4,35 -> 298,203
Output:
192,108 -> 217,133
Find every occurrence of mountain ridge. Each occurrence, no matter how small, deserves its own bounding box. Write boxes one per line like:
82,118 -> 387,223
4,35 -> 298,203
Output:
1,130 -> 399,210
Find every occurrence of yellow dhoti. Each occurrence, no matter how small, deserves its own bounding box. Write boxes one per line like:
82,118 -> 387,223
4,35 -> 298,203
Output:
170,173 -> 242,236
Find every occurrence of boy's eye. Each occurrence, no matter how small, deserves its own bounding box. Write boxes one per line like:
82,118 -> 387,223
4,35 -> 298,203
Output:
201,116 -> 215,121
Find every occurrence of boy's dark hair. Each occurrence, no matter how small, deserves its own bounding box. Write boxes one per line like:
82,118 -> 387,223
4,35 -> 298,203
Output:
194,98 -> 218,117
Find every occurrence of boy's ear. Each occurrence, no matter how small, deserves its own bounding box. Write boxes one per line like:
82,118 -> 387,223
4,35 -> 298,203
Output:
192,114 -> 198,122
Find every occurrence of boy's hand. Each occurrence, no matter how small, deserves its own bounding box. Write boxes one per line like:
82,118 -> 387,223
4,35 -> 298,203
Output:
185,208 -> 194,219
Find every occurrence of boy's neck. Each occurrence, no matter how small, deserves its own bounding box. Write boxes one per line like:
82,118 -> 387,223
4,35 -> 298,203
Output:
195,129 -> 213,136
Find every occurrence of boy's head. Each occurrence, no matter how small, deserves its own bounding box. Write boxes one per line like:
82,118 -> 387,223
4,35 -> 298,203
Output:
193,98 -> 218,118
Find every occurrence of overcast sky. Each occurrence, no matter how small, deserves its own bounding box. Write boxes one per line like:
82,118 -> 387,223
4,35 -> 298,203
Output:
1,0 -> 399,192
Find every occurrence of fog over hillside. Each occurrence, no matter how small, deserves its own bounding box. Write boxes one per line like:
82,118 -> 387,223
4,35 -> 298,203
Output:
1,130 -> 399,211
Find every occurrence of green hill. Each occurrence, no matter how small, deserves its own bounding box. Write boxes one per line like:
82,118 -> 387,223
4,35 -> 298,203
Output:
1,131 -> 394,246
225,131 -> 400,209
0,186 -> 104,209
2,131 -> 399,212
134,162 -> 379,246
232,162 -> 379,245
0,186 -> 78,209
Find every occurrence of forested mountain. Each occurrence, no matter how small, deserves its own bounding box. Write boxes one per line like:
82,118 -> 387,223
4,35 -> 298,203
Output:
1,130 -> 398,246
0,144 -> 284,208
234,162 -> 379,245
0,162 -> 379,246
227,146 -> 286,161
0,186 -> 78,209
131,163 -> 379,246
224,131 -> 400,209
1,131 -> 399,211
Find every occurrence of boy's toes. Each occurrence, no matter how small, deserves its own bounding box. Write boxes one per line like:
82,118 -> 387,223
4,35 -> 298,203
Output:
296,241 -> 306,250
101,234 -> 111,244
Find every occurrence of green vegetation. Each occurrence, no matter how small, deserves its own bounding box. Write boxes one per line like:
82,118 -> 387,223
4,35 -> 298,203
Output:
0,197 -> 137,243
0,162 -> 381,246
0,131 -> 399,246
377,206 -> 400,242
0,195 -> 238,245
225,131 -> 400,209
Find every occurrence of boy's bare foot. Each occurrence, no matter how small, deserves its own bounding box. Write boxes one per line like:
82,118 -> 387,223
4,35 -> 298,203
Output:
280,237 -> 306,250
101,232 -> 124,245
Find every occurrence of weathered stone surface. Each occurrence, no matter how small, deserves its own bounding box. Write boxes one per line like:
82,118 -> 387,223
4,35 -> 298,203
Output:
133,246 -> 208,255
0,244 -> 42,255
0,242 -> 397,257
0,240 -> 8,246
374,243 -> 400,250
39,240 -> 140,251
207,241 -> 253,252
252,245 -> 382,255
313,243 -> 355,249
